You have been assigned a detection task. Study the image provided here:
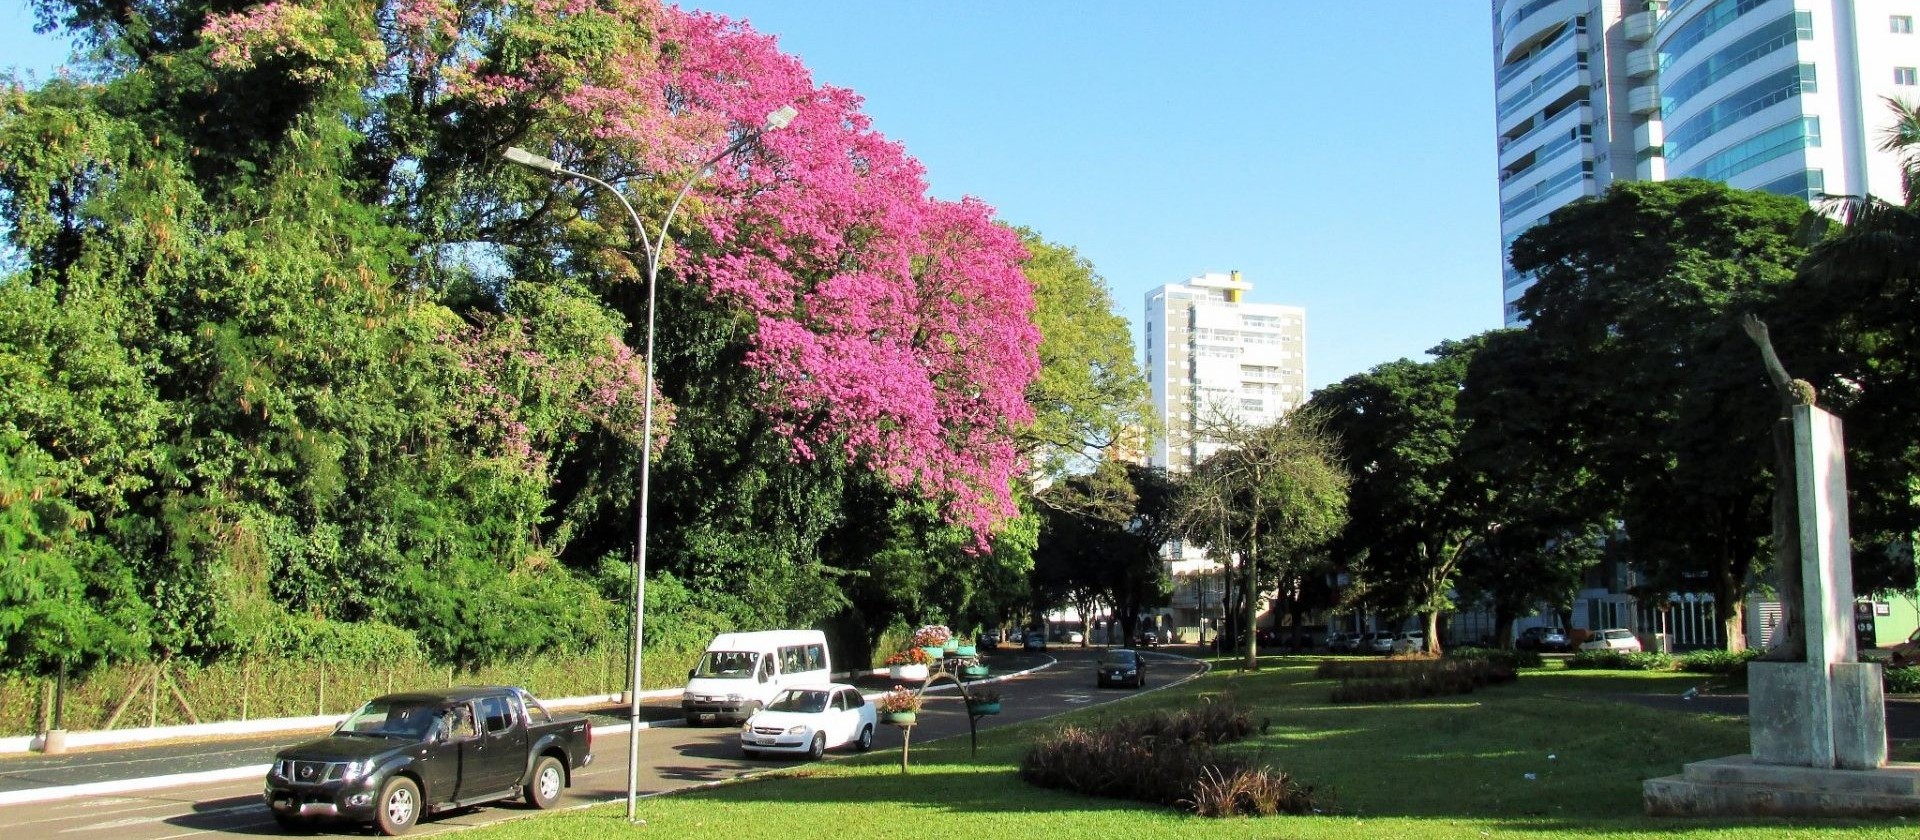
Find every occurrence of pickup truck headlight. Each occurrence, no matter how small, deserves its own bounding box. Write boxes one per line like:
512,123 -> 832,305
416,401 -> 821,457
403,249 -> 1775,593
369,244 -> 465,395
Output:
341,760 -> 370,781
272,759 -> 291,779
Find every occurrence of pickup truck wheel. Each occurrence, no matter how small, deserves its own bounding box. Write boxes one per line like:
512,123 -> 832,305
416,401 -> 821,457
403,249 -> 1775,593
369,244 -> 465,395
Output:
526,756 -> 564,809
855,724 -> 873,752
806,732 -> 826,760
375,776 -> 420,836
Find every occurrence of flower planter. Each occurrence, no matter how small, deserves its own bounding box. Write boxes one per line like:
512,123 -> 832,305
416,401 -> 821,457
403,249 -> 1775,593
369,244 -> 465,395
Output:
920,646 -> 947,661
942,640 -> 959,653
884,711 -> 918,726
966,701 -> 1001,716
888,664 -> 929,680
955,644 -> 977,657
960,664 -> 989,679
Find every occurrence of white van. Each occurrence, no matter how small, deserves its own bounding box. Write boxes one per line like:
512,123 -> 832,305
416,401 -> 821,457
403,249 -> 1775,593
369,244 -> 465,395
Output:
681,630 -> 832,725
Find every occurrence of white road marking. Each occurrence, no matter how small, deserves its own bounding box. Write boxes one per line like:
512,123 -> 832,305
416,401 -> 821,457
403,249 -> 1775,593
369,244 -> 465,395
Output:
59,803 -> 258,833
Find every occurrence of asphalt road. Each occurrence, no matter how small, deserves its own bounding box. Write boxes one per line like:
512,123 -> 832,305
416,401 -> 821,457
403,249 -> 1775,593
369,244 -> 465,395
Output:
0,647 -> 1203,839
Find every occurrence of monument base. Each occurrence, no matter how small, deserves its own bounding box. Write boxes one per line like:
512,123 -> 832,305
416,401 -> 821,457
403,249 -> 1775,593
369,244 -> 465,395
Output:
1749,662 -> 1886,769
1645,755 -> 1920,817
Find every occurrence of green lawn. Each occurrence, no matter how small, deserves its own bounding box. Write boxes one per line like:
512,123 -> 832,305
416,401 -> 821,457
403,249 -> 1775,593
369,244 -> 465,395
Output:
464,657 -> 1916,839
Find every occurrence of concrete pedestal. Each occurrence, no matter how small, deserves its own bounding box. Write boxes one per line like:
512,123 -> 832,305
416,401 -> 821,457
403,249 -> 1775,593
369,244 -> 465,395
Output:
1646,755 -> 1920,817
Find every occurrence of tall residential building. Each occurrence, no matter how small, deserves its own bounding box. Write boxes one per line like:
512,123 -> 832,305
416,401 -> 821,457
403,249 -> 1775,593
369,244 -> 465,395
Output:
1144,271 -> 1308,474
1143,272 -> 1306,639
1494,0 -> 1919,323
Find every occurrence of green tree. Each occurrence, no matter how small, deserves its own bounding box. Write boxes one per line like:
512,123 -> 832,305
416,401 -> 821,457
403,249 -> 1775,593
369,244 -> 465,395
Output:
1016,228 -> 1151,480
1182,411 -> 1349,668
1312,348 -> 1480,655
1508,179 -> 1809,649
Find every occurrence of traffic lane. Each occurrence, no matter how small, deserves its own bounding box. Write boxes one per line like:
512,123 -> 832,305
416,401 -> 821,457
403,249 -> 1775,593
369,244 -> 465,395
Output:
2,652 -> 1204,838
0,702 -> 668,795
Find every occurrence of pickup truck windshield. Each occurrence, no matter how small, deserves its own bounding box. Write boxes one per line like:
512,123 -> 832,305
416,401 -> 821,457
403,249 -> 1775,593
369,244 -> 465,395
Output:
338,699 -> 443,739
693,650 -> 759,679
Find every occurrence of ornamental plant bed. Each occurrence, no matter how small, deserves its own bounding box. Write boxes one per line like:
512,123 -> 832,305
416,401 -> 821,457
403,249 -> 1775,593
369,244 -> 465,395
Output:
1018,697 -> 1313,817
1322,658 -> 1516,704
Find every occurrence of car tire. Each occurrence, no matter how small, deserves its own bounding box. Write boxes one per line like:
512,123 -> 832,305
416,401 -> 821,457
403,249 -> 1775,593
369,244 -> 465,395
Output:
375,776 -> 420,836
855,724 -> 873,752
807,732 -> 826,760
525,755 -> 564,810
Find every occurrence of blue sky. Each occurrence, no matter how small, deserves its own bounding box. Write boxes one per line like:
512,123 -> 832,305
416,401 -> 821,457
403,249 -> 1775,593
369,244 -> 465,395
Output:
1,1 -> 1503,390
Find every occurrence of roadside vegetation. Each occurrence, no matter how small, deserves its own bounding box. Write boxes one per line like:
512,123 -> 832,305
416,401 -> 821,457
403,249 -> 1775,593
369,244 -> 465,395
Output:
451,656 -> 1910,840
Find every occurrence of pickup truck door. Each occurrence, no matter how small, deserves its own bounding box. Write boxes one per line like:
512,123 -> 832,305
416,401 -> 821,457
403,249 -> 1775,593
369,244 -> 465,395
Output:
413,713 -> 462,805
471,693 -> 529,793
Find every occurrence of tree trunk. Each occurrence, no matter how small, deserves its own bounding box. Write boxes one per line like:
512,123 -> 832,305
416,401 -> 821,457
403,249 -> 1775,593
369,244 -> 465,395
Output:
1244,524 -> 1260,671
1425,611 -> 1443,657
1492,605 -> 1515,651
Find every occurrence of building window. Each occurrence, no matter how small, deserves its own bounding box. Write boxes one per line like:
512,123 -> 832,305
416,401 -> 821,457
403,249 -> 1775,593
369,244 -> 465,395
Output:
1894,15 -> 1914,34
1898,67 -> 1919,86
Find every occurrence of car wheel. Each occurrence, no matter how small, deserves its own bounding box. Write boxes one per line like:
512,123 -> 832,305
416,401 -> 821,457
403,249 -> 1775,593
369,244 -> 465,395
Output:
855,724 -> 874,752
525,755 -> 564,809
375,776 -> 420,836
807,732 -> 826,760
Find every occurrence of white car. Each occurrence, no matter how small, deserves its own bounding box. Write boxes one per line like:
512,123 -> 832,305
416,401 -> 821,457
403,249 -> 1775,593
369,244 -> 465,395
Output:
739,684 -> 876,760
1392,631 -> 1427,654
1580,628 -> 1643,653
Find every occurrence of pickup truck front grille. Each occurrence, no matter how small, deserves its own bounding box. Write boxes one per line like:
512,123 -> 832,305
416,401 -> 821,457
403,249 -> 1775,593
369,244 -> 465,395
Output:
283,759 -> 346,783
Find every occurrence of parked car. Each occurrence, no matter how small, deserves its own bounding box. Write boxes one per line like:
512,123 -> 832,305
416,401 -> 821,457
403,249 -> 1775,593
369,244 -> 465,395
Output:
1392,630 -> 1427,654
1580,628 -> 1643,653
1133,630 -> 1159,648
1023,632 -> 1047,651
1053,629 -> 1086,644
1096,649 -> 1147,688
1325,631 -> 1359,653
265,686 -> 591,836
1007,630 -> 1023,644
1889,627 -> 1920,666
1365,631 -> 1399,654
976,630 -> 1001,647
739,683 -> 876,760
1516,626 -> 1571,652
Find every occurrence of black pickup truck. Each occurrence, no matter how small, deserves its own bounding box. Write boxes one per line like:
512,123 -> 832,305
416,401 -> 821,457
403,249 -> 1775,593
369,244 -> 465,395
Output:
264,686 -> 592,835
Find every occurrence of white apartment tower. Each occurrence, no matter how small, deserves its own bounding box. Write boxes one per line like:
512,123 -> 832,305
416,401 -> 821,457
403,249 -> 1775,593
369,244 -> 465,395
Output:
1494,0 -> 1919,323
1144,271 -> 1308,475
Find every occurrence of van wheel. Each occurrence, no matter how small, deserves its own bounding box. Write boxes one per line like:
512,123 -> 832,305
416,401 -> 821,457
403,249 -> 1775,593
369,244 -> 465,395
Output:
855,724 -> 873,752
806,732 -> 826,760
375,776 -> 420,836
525,756 -> 564,809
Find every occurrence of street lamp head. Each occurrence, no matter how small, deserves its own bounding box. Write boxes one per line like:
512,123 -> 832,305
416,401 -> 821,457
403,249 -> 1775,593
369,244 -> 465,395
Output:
503,146 -> 562,173
763,105 -> 798,132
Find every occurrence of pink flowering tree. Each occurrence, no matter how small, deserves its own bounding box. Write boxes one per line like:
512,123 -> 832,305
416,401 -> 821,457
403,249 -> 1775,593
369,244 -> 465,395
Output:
205,0 -> 1040,546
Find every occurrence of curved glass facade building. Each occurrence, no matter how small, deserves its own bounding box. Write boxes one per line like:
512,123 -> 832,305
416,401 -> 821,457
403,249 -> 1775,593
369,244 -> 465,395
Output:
1493,0 -> 1917,323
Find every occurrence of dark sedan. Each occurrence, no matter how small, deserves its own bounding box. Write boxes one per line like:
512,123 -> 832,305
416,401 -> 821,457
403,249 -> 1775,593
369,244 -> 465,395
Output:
1095,649 -> 1146,689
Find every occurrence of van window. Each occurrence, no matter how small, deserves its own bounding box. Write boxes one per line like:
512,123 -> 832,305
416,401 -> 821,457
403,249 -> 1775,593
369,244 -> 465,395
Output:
693,651 -> 758,679
805,643 -> 825,671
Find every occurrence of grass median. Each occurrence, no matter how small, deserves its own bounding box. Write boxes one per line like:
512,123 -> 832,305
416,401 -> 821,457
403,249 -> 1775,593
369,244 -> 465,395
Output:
464,656 -> 1915,839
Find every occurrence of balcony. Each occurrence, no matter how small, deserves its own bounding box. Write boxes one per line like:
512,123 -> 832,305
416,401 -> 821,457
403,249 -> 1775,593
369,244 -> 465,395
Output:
1627,47 -> 1658,79
1625,10 -> 1658,42
1628,84 -> 1661,116
1634,118 -> 1664,152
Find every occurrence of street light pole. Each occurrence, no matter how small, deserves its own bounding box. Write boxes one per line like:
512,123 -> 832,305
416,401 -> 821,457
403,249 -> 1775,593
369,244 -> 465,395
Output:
504,104 -> 796,823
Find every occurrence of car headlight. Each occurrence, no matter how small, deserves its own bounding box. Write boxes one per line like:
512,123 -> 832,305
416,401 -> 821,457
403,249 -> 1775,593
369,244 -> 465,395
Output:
342,760 -> 370,781
272,759 -> 291,779
1124,669 -> 1138,675
741,720 -> 753,732
786,725 -> 808,735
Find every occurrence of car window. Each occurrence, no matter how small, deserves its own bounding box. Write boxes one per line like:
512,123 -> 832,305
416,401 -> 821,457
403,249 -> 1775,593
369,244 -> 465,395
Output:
478,695 -> 513,734
768,689 -> 830,714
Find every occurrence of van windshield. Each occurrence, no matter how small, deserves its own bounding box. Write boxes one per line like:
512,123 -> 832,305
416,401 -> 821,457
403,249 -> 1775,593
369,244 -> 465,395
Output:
693,651 -> 759,679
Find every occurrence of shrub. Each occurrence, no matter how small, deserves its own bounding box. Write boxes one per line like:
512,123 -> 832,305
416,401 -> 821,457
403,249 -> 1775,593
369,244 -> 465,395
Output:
1324,658 -> 1517,704
1448,646 -> 1544,669
1568,649 -> 1676,671
1020,699 -> 1313,817
1886,666 -> 1920,695
1679,648 -> 1760,674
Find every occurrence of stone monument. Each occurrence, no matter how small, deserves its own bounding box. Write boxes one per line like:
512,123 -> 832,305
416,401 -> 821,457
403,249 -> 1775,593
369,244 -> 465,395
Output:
1643,317 -> 1918,817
